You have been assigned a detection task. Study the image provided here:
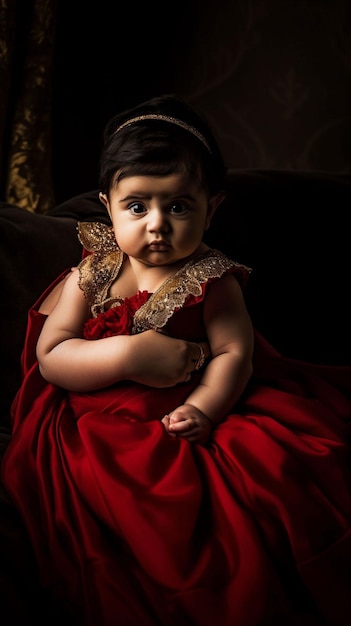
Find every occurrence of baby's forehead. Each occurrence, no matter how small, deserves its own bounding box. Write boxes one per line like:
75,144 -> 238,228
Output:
112,172 -> 205,196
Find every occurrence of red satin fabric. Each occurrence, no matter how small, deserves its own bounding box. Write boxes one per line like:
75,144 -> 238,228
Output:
2,269 -> 351,626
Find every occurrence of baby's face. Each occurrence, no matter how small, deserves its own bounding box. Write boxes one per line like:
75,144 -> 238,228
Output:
100,173 -> 216,268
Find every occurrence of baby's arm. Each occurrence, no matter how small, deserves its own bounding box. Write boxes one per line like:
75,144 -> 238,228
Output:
36,269 -> 207,391
162,274 -> 254,444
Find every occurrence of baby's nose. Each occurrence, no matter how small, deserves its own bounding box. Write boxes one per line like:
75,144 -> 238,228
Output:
148,209 -> 169,232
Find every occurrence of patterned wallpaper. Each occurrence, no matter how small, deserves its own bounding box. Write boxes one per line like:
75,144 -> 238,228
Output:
171,0 -> 351,173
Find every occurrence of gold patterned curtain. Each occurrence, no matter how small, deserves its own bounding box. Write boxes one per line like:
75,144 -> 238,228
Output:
0,0 -> 57,213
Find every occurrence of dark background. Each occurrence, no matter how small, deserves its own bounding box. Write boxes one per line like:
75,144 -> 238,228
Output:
51,0 -> 351,203
52,0 -> 200,201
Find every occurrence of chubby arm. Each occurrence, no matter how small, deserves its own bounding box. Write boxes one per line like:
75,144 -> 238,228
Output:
164,274 -> 254,442
36,269 -> 208,391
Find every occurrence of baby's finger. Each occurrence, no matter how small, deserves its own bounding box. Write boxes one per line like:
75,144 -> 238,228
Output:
169,420 -> 194,434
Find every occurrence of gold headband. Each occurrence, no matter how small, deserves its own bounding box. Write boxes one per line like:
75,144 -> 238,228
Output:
114,114 -> 212,153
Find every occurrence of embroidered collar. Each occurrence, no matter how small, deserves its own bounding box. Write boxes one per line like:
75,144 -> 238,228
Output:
77,221 -> 251,330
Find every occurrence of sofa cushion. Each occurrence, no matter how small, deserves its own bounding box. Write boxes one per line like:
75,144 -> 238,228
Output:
0,193 -> 109,424
205,169 -> 351,366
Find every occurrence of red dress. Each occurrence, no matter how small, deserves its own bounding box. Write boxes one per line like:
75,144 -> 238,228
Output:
2,223 -> 351,626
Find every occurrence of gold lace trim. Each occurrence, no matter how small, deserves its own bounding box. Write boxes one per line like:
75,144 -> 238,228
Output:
77,222 -> 125,315
76,221 -> 252,328
132,251 -> 243,333
78,221 -> 118,256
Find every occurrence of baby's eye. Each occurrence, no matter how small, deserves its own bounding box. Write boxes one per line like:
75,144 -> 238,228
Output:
169,201 -> 188,215
129,202 -> 147,215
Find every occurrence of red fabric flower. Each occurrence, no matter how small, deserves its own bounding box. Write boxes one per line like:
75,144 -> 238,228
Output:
83,291 -> 150,339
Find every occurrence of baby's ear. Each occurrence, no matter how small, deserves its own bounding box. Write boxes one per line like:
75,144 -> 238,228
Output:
205,192 -> 225,229
99,192 -> 112,219
99,192 -> 108,208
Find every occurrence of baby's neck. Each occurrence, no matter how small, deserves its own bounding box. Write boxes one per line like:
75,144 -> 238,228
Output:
128,258 -> 186,293
112,245 -> 209,298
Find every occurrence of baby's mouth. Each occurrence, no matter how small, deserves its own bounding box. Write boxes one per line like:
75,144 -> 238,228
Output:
148,241 -> 170,251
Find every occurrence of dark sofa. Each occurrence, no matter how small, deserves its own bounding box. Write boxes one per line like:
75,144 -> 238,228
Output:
1,169 -> 350,623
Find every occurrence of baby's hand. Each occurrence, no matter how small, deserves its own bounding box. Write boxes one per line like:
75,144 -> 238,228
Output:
161,404 -> 212,445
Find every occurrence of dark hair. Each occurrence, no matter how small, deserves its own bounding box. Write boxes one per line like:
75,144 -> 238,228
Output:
99,94 -> 226,197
